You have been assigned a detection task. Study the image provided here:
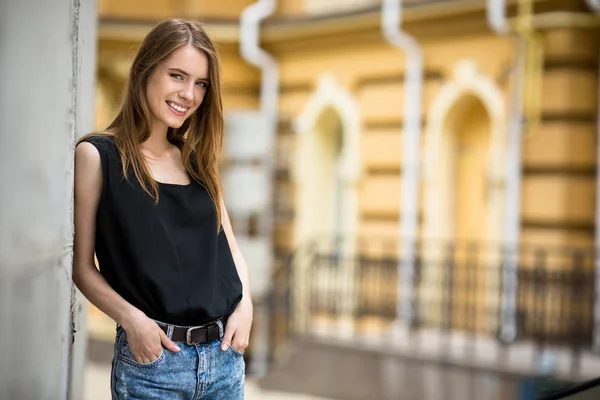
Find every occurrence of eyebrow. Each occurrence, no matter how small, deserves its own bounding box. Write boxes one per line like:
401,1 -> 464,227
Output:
168,68 -> 209,81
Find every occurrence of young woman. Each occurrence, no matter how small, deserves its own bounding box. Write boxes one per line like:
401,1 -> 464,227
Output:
73,19 -> 252,399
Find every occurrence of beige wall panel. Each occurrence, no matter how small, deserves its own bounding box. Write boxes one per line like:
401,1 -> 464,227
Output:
357,220 -> 429,256
220,50 -> 260,110
520,228 -> 594,271
523,123 -> 597,169
100,0 -> 255,19
358,220 -> 400,257
278,0 -> 376,17
219,50 -> 260,86
544,29 -> 599,62
361,130 -> 402,169
95,86 -> 117,131
279,44 -> 404,89
359,81 -> 441,121
422,35 -> 514,80
97,53 -> 134,85
223,93 -> 259,109
359,176 -> 425,218
359,220 -> 399,240
95,71 -> 125,130
275,33 -> 515,83
541,69 -> 598,115
521,228 -> 594,249
99,0 -> 178,19
521,176 -> 596,223
276,0 -> 304,17
279,36 -> 510,92
279,91 -> 312,117
183,0 -> 255,18
360,175 -> 400,217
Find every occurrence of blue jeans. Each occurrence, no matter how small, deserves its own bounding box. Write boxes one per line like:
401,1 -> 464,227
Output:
110,325 -> 245,399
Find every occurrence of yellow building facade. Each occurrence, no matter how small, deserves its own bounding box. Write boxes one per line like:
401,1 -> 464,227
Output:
91,0 -> 599,350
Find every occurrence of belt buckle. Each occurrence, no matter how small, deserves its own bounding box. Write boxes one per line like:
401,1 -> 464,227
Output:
186,326 -> 203,345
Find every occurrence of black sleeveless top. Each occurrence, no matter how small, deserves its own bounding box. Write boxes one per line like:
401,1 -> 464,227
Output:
82,135 -> 243,326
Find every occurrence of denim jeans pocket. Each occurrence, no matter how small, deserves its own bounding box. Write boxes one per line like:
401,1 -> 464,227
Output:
116,329 -> 165,368
228,345 -> 245,357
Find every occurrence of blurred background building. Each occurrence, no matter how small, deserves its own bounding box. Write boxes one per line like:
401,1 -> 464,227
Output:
2,0 -> 598,399
87,0 -> 600,398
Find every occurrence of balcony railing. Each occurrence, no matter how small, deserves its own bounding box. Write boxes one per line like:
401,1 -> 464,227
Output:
267,237 -> 599,377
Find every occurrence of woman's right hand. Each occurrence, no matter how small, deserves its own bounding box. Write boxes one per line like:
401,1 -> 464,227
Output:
122,312 -> 181,363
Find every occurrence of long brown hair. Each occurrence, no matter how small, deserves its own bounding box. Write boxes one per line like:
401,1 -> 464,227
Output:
82,19 -> 224,226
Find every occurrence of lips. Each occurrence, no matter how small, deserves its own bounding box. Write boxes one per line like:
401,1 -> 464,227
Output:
166,101 -> 189,114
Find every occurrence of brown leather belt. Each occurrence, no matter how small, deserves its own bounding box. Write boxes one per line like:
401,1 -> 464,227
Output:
157,317 -> 226,345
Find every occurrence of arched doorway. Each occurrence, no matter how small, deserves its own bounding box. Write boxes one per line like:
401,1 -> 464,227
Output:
293,74 -> 361,337
294,74 -> 360,247
441,94 -> 492,332
420,60 -> 507,333
445,95 -> 491,243
297,106 -> 345,241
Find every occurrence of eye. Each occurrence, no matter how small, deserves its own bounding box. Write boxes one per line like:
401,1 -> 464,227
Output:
170,73 -> 183,80
196,81 -> 207,88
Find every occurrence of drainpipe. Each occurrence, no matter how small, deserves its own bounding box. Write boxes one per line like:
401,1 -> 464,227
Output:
586,0 -> 600,352
381,0 -> 424,329
486,0 -> 526,343
486,0 -> 509,34
240,0 -> 279,127
239,0 -> 279,377
489,1 -> 599,344
587,0 -> 600,11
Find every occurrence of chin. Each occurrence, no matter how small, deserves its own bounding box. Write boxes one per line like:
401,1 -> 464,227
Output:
168,121 -> 185,129
164,117 -> 186,129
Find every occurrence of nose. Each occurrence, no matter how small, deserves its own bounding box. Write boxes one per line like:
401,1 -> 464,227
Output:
179,83 -> 194,103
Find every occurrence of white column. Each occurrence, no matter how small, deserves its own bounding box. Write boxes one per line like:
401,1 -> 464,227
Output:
0,0 -> 97,398
382,0 -> 424,329
594,34 -> 600,351
500,37 -> 526,343
69,1 -> 98,398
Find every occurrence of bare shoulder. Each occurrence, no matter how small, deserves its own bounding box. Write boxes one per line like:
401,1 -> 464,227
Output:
76,140 -> 102,169
76,140 -> 100,156
73,140 -> 104,271
75,141 -> 103,192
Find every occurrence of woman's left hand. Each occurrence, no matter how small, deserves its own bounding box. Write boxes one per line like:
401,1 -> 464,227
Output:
221,298 -> 253,353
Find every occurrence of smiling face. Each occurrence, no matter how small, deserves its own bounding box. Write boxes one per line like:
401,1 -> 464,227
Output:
145,45 -> 210,133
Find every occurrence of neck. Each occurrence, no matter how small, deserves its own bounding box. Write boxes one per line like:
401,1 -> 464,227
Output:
143,122 -> 172,155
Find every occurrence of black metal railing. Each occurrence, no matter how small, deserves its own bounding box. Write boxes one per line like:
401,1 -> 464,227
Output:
267,237 -> 598,361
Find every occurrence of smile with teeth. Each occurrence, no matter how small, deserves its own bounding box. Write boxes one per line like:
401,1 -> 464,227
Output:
167,101 -> 189,113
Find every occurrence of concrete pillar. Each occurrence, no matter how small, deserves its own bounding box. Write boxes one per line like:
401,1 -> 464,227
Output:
0,0 -> 97,399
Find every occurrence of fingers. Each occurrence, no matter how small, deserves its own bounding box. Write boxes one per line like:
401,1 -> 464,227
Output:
221,324 -> 234,351
224,328 -> 250,353
140,354 -> 159,363
129,330 -> 175,363
230,328 -> 249,353
159,329 -> 181,352
132,347 -> 162,363
231,335 -> 249,353
128,337 -> 159,363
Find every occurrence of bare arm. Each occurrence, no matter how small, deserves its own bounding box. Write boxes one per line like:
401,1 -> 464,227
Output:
73,142 -> 141,326
219,197 -> 253,352
220,198 -> 252,304
73,141 -> 179,361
